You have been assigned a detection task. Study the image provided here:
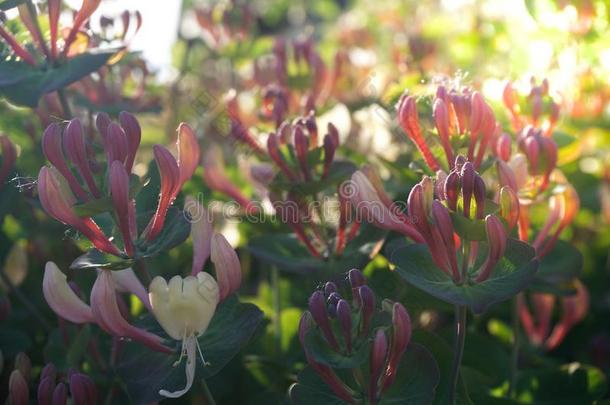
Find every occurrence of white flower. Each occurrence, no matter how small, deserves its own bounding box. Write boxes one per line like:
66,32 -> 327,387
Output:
148,273 -> 220,398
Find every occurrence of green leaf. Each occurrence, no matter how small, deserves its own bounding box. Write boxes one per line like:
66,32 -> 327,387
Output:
0,49 -> 118,107
389,239 -> 538,314
116,296 -> 263,404
0,0 -> 25,11
73,197 -> 114,217
513,364 -> 607,403
134,207 -> 191,258
247,224 -> 385,275
412,330 -> 473,405
450,213 -> 487,241
69,249 -> 133,271
304,328 -> 369,369
289,343 -> 439,405
529,240 -> 583,296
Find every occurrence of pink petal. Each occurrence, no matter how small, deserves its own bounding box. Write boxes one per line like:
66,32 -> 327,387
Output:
43,262 -> 94,324
185,196 -> 213,275
210,233 -> 242,301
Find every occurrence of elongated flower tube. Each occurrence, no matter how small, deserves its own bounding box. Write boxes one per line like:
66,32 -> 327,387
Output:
43,262 -> 94,324
38,167 -> 120,255
144,124 -> 200,241
202,147 -> 257,214
518,280 -> 589,351
92,269 -> 171,352
382,303 -> 412,392
119,111 -> 142,173
110,161 -> 135,256
369,329 -> 388,404
397,94 -> 440,171
474,215 -> 508,283
185,197 -> 242,299
149,273 -> 220,398
533,184 -> 579,258
350,171 -> 423,242
64,119 -> 101,198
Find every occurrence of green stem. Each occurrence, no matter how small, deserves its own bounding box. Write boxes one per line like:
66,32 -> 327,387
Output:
508,296 -> 520,398
449,305 -> 467,405
201,379 -> 216,405
57,88 -> 72,118
271,266 -> 282,357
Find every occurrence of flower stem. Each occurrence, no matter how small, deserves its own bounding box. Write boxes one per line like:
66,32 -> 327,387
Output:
508,296 -> 520,398
271,265 -> 282,357
201,379 -> 216,405
57,89 -> 72,118
449,305 -> 467,405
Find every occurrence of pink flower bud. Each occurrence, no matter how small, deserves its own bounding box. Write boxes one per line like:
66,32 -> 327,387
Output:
95,113 -> 111,140
69,373 -> 96,405
336,299 -> 352,353
397,94 -> 440,171
348,268 -> 365,289
8,370 -> 28,405
294,126 -> 310,180
308,291 -> 339,350
473,175 -> 486,219
382,303 -> 411,392
119,111 -> 141,173
359,285 -> 375,336
497,161 -> 518,191
499,186 -> 520,231
176,123 -> 200,186
474,215 -> 507,283
40,364 -> 57,383
90,270 -> 171,353
327,292 -> 341,317
496,133 -> 512,161
41,124 -> 88,201
460,162 -> 475,218
324,281 -> 338,295
109,161 -> 134,256
322,134 -> 336,179
210,233 -> 242,301
433,98 -> 454,168
185,196 -> 213,275
431,200 -> 459,280
52,383 -> 67,405
105,123 -> 129,165
64,119 -> 100,198
522,135 -> 540,174
14,352 -> 30,382
444,170 -> 461,211
299,310 -> 314,345
142,146 -> 179,241
38,377 -> 55,405
369,329 -> 388,403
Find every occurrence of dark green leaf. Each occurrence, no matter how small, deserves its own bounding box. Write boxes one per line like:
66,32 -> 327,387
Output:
289,343 -> 439,405
0,49 -> 118,107
389,239 -> 538,314
116,296 -> 263,404
529,240 -> 583,295
70,249 -> 133,271
0,0 -> 24,11
135,207 -> 191,258
304,328 -> 369,369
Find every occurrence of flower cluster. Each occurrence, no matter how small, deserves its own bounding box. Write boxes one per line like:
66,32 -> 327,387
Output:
6,353 -> 96,405
37,113 -> 199,257
397,85 -> 498,171
43,196 -> 242,398
503,78 -> 560,137
298,269 -> 412,404
0,0 -> 102,65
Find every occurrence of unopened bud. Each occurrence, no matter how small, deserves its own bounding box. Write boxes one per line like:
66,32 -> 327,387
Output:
52,383 -> 67,405
8,370 -> 28,405
308,291 -> 339,350
336,299 -> 352,353
382,303 -> 411,392
369,329 -> 388,403
14,352 -> 31,382
444,170 -> 461,211
358,285 -> 375,336
499,186 -> 520,231
496,133 -> 512,161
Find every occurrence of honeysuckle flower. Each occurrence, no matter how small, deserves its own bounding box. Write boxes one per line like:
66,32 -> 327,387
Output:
0,134 -> 17,190
8,369 -> 28,404
38,115 -> 199,257
36,363 -> 96,405
148,272 -> 219,398
42,262 -> 171,353
516,125 -> 558,193
350,170 -> 423,242
397,86 -> 497,172
202,147 -> 259,214
298,269 -> 413,404
0,0 -> 104,64
503,78 -> 560,137
518,280 -> 589,351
